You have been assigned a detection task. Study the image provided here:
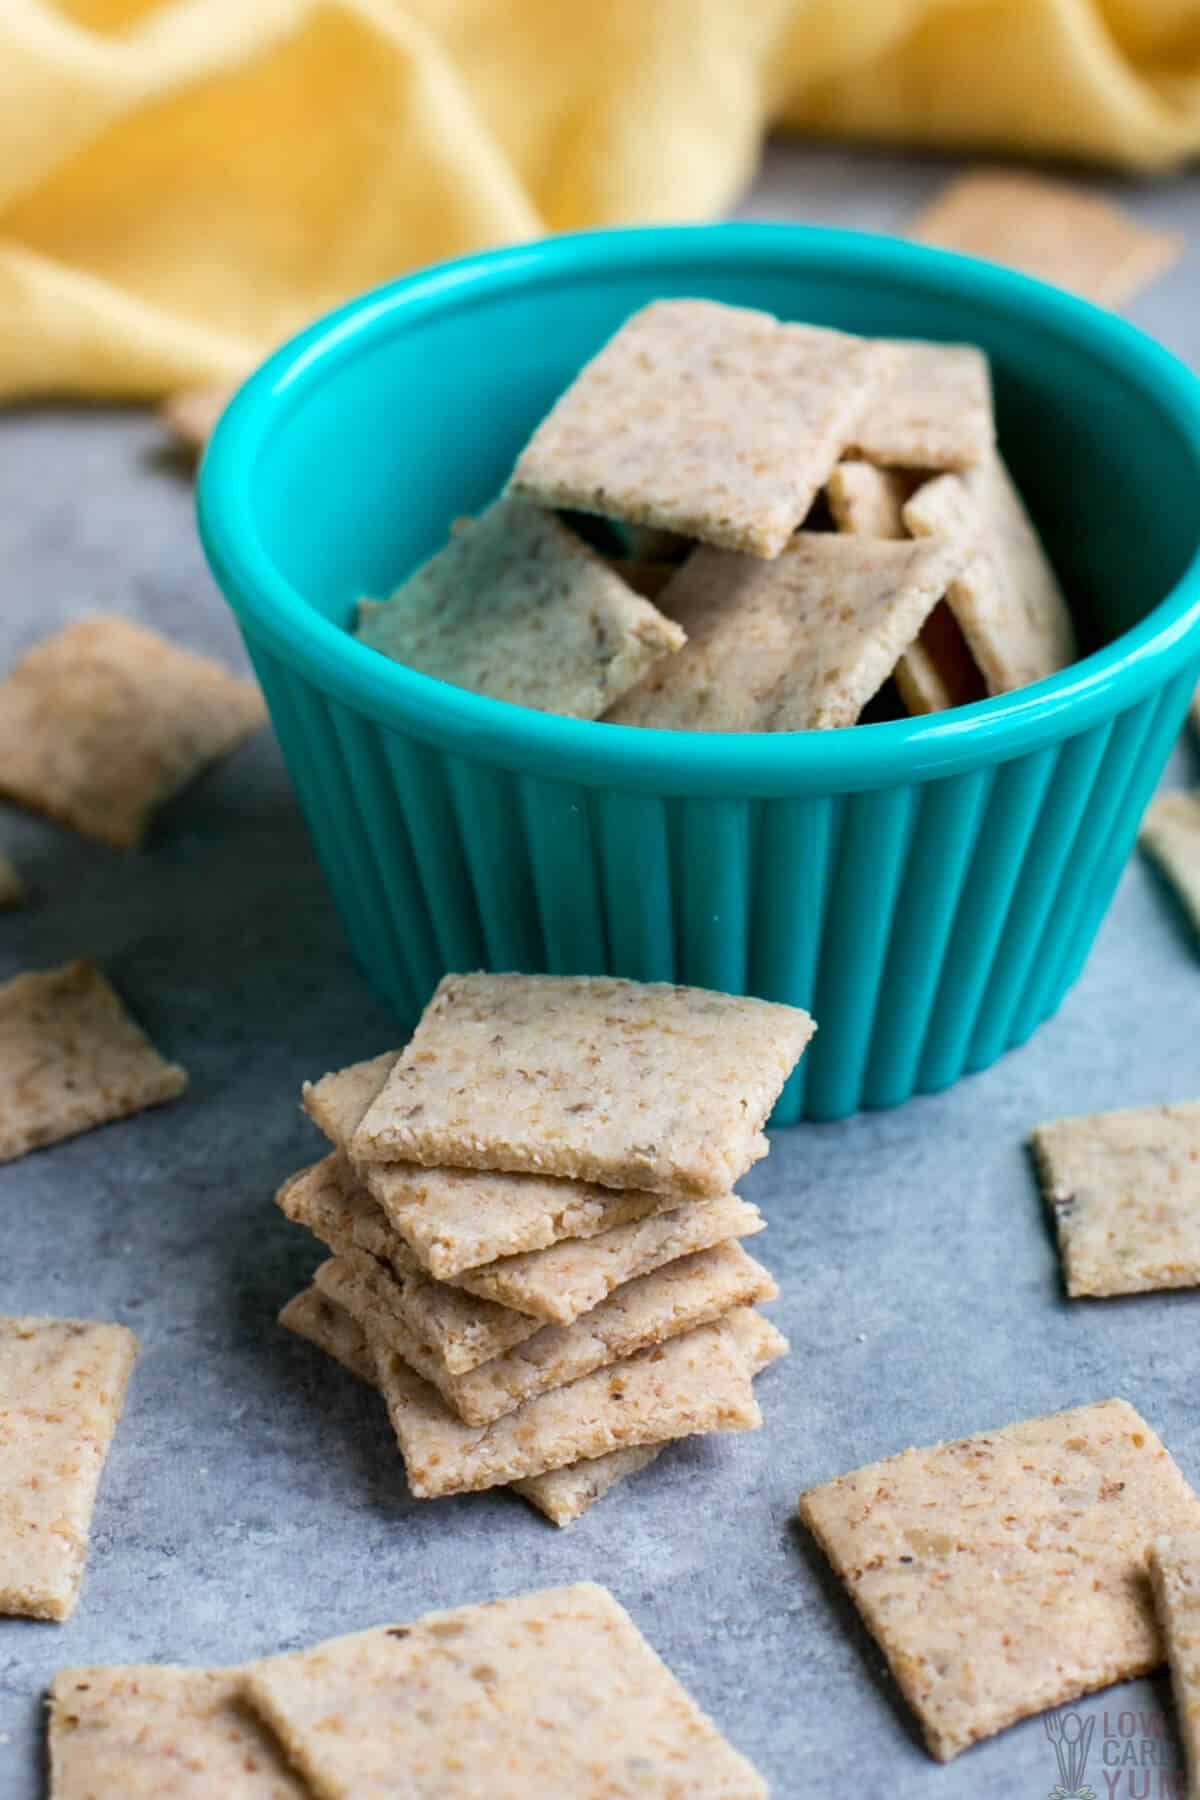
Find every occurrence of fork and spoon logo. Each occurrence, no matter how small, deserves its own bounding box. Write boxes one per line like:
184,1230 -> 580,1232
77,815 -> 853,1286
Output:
1045,1710 -> 1097,1800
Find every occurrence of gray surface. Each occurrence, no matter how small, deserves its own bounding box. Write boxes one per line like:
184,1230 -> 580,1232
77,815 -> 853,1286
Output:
1,141 -> 1198,1798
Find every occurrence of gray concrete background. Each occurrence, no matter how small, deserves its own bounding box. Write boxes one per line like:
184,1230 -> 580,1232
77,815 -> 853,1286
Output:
1,143 -> 1198,1797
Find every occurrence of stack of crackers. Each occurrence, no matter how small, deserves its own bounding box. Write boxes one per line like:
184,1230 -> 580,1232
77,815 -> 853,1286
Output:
356,297 -> 1077,729
276,972 -> 813,1524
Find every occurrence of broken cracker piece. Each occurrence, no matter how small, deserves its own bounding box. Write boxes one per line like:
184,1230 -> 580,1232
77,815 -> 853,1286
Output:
321,1240 -> 775,1426
799,1397 -> 1200,1762
903,454 -> 1076,695
160,382 -> 236,455
351,973 -> 813,1198
0,615 -> 266,848
303,1053 -> 676,1278
846,340 -> 994,471
1141,789 -> 1200,942
373,1315 -> 760,1497
1031,1100 -> 1200,1299
909,170 -> 1180,308
241,1583 -> 767,1798
355,495 -> 684,720
509,299 -> 892,559
1,1316 -> 138,1621
607,532 -> 960,731
48,1663 -> 304,1799
1149,1535 -> 1200,1798
0,960 -> 186,1165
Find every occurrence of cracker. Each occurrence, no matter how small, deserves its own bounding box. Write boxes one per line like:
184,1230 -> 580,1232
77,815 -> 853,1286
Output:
607,533 -> 959,731
846,341 -> 994,471
160,382 -> 235,454
903,454 -> 1076,694
0,960 -> 187,1165
355,496 -> 684,720
374,1315 -> 760,1497
1149,1535 -> 1200,1796
1141,789 -> 1200,941
0,853 -> 25,909
909,170 -> 1180,308
513,1306 -> 789,1525
48,1664 -> 304,1799
277,1157 -> 541,1373
0,615 -> 266,849
799,1398 -> 1200,1762
241,1582 -> 766,1798
509,299 -> 893,559
1,1316 -> 138,1620
303,1054 -> 676,1278
1031,1101 -> 1200,1298
352,973 -> 812,1196
321,1241 -> 775,1426
827,461 -> 985,715
279,1287 -> 377,1386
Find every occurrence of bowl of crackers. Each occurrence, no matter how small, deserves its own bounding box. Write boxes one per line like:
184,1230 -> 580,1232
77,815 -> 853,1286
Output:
198,223 -> 1200,1122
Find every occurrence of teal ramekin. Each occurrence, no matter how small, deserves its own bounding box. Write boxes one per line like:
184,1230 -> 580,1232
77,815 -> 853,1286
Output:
197,225 -> 1200,1123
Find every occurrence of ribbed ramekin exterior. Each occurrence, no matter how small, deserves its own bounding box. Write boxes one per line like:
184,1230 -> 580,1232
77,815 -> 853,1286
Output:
247,641 -> 1199,1123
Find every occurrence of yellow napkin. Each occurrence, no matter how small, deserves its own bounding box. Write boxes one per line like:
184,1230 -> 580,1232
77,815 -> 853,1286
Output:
2,0 -> 1197,402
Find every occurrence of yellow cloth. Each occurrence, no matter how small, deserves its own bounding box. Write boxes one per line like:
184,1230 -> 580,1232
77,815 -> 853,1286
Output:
2,0 -> 1198,401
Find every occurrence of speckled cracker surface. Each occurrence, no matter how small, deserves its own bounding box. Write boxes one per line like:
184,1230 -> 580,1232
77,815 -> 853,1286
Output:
279,1286 -> 377,1387
329,1242 -> 773,1427
1032,1101 -> 1200,1298
608,533 -> 958,731
352,973 -> 813,1198
909,169 -> 1180,306
847,341 -> 993,471
242,1582 -> 766,1798
48,1664 -> 305,1799
278,1157 -> 540,1373
0,614 -> 265,848
827,462 -> 984,716
509,299 -> 891,559
304,1054 -> 673,1278
903,455 -> 1076,695
454,1192 -> 764,1326
374,1315 -> 760,1497
799,1398 -> 1200,1762
1150,1535 -> 1200,1796
355,497 -> 684,720
1,1316 -> 138,1621
1141,789 -> 1200,941
0,959 -> 187,1165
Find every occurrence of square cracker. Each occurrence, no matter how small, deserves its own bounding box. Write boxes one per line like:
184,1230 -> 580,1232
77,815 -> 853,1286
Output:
277,1157 -> 541,1373
355,496 -> 684,721
509,298 -> 893,560
48,1664 -> 304,1799
846,341 -> 994,472
1,1316 -> 138,1620
317,1240 -> 775,1426
241,1582 -> 767,1798
1141,789 -> 1200,942
0,960 -> 187,1165
373,1315 -> 760,1497
0,614 -> 266,849
607,533 -> 960,731
304,1053 -> 677,1277
903,454 -> 1076,695
908,170 -> 1180,308
827,461 -> 985,716
352,972 -> 813,1198
799,1398 -> 1200,1762
1149,1535 -> 1200,1795
279,1286 -> 379,1387
1031,1101 -> 1200,1298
